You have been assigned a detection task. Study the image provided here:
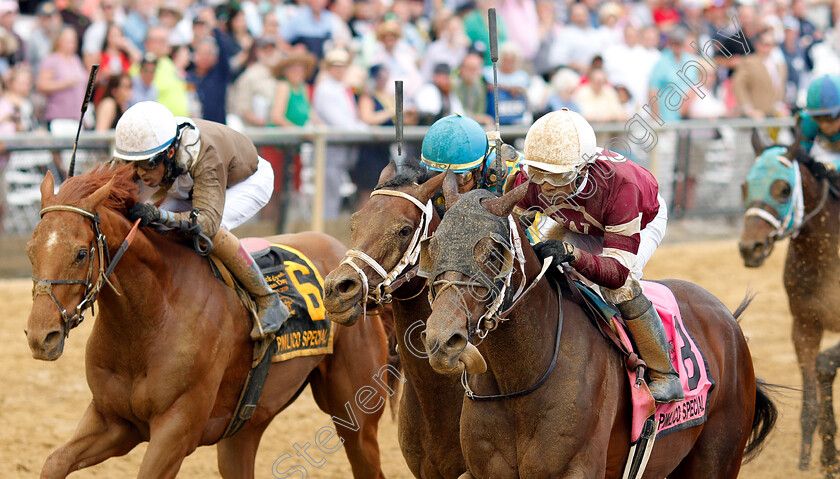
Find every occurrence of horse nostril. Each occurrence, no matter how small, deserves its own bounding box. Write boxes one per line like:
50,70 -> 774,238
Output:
337,278 -> 358,295
43,330 -> 62,349
445,333 -> 467,352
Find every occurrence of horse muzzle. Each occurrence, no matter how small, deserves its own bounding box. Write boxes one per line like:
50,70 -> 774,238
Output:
738,240 -> 772,268
422,328 -> 487,376
26,323 -> 65,361
323,269 -> 365,326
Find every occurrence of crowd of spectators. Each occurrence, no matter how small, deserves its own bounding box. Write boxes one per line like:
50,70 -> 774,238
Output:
0,0 -> 838,223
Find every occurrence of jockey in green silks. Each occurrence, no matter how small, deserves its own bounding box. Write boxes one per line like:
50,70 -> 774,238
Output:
420,113 -> 521,197
799,75 -> 840,176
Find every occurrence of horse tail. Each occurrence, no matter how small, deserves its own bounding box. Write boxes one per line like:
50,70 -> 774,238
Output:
379,305 -> 403,420
731,290 -> 757,322
743,378 -> 779,463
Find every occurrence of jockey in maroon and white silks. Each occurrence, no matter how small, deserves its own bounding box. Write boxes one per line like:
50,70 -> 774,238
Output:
512,147 -> 665,289
516,109 -> 680,404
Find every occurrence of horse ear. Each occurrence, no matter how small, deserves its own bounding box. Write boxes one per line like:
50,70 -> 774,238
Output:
481,179 -> 531,217
442,169 -> 460,210
415,171 -> 446,203
378,161 -> 398,185
39,171 -> 55,207
784,122 -> 806,162
83,177 -> 115,212
750,129 -> 766,155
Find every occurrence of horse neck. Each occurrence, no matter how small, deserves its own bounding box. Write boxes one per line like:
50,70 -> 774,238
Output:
93,208 -> 173,336
476,228 -> 561,394
788,166 -> 840,278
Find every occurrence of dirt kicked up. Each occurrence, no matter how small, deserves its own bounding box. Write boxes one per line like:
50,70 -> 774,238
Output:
0,238 -> 833,478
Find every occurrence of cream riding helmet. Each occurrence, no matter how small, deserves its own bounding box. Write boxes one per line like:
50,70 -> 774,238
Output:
113,101 -> 187,180
521,108 -> 597,188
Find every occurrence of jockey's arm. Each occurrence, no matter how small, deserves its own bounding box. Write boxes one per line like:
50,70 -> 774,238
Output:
161,152 -> 226,238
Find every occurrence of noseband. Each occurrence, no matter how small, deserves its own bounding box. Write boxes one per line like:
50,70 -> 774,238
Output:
339,189 -> 434,319
34,205 -> 139,336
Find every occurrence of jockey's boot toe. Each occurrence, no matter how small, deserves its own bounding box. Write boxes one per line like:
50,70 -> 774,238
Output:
648,371 -> 684,404
251,293 -> 289,340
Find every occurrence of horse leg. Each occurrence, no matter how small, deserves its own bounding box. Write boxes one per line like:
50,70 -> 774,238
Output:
41,402 -> 141,479
794,318 -> 823,471
216,420 -> 271,479
310,321 -> 388,479
817,341 -> 840,476
137,400 -> 208,478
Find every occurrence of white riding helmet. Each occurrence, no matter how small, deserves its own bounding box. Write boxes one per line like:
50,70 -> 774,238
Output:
113,101 -> 177,161
521,108 -> 597,177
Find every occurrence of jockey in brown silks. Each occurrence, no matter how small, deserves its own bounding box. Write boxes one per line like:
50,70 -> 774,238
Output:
116,101 -> 288,342
511,108 -> 682,404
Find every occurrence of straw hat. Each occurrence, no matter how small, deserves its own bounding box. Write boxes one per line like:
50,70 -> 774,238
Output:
273,50 -> 317,78
159,0 -> 183,21
376,20 -> 402,40
323,48 -> 351,67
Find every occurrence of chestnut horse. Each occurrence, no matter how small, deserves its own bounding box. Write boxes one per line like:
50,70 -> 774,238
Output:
323,165 -> 469,478
420,172 -> 776,478
24,165 -> 389,478
739,134 -> 840,475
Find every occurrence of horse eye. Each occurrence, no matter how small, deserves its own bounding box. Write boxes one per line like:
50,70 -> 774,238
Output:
75,249 -> 88,262
781,185 -> 791,197
399,226 -> 413,237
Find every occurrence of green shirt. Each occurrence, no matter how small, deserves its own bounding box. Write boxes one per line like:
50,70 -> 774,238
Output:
285,83 -> 310,127
463,10 -> 508,67
153,57 -> 189,117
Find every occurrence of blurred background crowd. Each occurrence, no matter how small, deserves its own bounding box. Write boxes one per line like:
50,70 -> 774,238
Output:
0,0 -> 835,232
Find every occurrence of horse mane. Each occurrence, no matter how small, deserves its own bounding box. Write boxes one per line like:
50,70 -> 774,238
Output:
54,163 -> 140,214
375,157 -> 436,190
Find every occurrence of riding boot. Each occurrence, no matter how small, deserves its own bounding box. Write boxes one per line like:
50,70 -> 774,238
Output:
617,292 -> 684,404
213,228 -> 289,340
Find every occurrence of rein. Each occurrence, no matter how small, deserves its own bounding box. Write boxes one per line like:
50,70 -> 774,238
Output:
33,205 -> 140,336
339,188 -> 434,320
461,274 -> 562,402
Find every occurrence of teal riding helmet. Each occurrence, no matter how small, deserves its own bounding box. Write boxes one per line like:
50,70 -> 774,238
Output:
421,114 -> 496,174
804,75 -> 840,117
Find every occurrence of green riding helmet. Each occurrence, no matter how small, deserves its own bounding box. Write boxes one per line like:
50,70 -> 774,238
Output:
804,75 -> 840,118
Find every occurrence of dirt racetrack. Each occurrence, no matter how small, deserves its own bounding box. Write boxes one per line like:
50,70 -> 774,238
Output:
0,237 -> 836,478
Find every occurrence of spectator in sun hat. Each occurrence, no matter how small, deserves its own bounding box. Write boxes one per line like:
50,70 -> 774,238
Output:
312,47 -> 366,220
270,49 -> 318,127
372,18 -> 423,97
158,0 -> 188,47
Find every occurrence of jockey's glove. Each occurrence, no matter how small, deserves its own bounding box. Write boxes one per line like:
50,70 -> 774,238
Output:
128,202 -> 160,226
533,239 -> 577,268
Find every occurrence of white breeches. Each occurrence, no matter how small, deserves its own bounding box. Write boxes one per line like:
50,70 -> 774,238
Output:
160,156 -> 274,230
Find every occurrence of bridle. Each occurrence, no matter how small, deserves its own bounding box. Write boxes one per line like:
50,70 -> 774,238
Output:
33,205 -> 140,336
425,214 -> 557,401
744,160 -> 831,261
427,215 -> 552,340
339,188 -> 434,320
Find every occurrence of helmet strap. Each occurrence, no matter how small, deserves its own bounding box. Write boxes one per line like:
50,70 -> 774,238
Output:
161,122 -> 193,182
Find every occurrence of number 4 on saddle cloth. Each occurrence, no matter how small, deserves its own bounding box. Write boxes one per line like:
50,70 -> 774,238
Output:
574,280 -> 713,444
211,237 -> 336,362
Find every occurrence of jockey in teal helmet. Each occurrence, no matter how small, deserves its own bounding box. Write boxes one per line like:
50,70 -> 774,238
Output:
800,75 -> 840,156
420,113 -> 521,194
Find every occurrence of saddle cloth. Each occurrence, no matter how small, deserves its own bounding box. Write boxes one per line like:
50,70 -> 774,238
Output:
211,237 -> 336,362
576,280 -> 714,443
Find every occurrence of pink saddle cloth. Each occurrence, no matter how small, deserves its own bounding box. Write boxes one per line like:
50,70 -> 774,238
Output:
621,281 -> 714,443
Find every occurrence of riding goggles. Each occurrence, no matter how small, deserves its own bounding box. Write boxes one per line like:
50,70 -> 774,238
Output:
529,165 -> 582,187
133,149 -> 168,171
